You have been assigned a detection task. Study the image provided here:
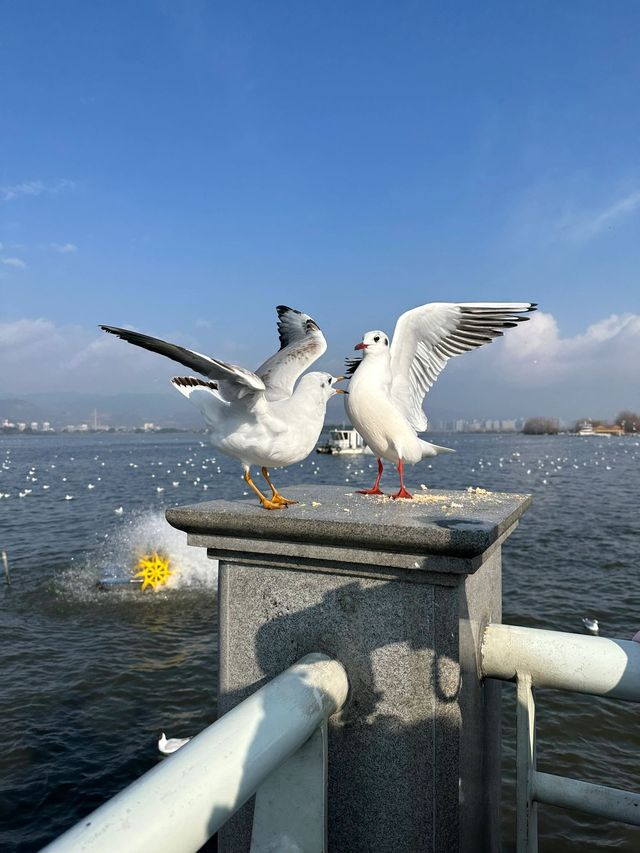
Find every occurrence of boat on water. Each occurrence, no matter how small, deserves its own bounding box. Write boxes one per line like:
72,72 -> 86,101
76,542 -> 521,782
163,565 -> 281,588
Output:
576,423 -> 596,436
576,421 -> 625,437
316,427 -> 369,454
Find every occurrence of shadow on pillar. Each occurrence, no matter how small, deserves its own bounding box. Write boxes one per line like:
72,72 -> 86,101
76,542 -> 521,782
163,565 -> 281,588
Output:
207,575 -> 479,853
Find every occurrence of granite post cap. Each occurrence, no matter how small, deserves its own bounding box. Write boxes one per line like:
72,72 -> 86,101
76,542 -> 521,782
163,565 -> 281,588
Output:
166,484 -> 531,562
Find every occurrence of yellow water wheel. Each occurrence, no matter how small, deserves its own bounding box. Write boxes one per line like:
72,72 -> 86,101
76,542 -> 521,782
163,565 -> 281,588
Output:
133,551 -> 172,591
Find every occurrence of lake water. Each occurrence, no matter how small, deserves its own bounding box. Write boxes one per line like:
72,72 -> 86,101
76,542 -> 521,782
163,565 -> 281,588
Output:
1,431 -> 639,851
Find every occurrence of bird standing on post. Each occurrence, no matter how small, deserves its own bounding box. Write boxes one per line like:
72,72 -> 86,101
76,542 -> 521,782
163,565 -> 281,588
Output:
345,302 -> 537,498
101,306 -> 346,509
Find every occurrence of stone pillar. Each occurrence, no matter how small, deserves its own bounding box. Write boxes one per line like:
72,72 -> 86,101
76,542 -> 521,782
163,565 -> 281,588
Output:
167,485 -> 530,853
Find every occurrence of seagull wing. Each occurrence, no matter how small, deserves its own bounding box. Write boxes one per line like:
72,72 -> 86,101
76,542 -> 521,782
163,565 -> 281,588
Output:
100,325 -> 265,401
389,302 -> 537,432
255,306 -> 327,400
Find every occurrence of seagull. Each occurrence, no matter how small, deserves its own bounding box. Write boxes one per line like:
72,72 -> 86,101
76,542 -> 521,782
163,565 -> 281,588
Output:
582,617 -> 599,635
100,306 -> 346,509
158,732 -> 191,755
345,302 -> 537,498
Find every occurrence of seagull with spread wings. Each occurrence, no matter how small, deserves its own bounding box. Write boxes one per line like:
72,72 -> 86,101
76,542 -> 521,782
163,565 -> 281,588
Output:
345,302 -> 537,498
101,306 -> 345,509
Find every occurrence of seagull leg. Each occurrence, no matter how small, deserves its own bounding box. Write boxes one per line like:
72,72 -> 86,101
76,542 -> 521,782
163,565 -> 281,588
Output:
357,458 -> 384,495
391,459 -> 413,499
261,467 -> 298,506
244,469 -> 283,510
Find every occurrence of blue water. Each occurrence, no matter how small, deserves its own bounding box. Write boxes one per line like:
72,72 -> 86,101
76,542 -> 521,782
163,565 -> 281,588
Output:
1,431 -> 639,851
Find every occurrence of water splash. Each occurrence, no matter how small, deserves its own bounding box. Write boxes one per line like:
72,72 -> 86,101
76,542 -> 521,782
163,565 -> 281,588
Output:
57,510 -> 217,600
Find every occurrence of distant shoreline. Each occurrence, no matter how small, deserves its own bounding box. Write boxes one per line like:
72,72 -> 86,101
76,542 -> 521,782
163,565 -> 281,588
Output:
0,427 -> 206,436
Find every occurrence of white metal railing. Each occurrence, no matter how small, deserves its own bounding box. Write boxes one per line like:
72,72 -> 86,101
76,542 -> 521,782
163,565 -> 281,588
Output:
42,653 -> 349,853
482,623 -> 640,852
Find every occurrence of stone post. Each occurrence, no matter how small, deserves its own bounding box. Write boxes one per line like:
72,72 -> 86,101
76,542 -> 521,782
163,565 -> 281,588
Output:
167,485 -> 530,852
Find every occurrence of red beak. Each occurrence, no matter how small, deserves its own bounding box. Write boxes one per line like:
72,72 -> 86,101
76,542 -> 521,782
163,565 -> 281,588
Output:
354,342 -> 368,350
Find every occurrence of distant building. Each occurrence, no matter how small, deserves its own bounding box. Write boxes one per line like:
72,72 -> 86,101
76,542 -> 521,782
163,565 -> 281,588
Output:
434,417 -> 525,433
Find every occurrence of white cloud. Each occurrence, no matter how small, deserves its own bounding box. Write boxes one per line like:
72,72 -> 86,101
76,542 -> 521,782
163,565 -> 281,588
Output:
428,309 -> 640,420
0,179 -> 76,202
0,320 -> 211,395
1,257 -> 26,268
1,313 -> 638,422
0,180 -> 45,201
0,318 -> 56,348
554,189 -> 640,244
495,310 -> 640,386
509,184 -> 640,247
50,242 -> 78,253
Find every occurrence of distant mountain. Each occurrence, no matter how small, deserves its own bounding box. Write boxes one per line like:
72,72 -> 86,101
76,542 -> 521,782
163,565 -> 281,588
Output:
0,391 -> 202,429
0,397 -> 47,424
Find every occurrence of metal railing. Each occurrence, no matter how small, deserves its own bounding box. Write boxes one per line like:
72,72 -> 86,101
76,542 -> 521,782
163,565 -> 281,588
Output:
482,623 -> 640,852
42,653 -> 349,853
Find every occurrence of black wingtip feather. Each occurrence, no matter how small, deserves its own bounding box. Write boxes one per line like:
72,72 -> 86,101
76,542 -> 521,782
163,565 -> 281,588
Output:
275,305 -> 322,351
344,356 -> 362,376
171,376 -> 218,390
100,324 -> 134,339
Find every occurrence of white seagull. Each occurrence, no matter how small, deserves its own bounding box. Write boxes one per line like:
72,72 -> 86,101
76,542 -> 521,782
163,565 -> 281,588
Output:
101,307 -> 345,509
158,732 -> 191,755
345,302 -> 537,498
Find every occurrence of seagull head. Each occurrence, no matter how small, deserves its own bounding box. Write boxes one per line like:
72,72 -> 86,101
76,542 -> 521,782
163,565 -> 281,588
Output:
354,330 -> 389,355
299,372 -> 348,401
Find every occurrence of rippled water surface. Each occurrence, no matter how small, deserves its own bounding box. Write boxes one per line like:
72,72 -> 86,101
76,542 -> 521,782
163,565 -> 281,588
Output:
1,432 -> 639,851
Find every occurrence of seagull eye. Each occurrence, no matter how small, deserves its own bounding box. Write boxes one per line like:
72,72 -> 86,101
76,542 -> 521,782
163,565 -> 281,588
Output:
374,335 -> 380,343
384,338 -> 388,346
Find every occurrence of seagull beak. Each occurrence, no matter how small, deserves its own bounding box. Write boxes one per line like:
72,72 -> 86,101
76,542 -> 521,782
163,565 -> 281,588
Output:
335,389 -> 348,395
354,342 -> 367,350
333,375 -> 347,382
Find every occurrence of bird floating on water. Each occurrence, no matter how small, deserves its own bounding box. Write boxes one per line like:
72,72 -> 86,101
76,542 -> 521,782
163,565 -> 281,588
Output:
345,302 -> 537,498
101,307 -> 346,509
582,617 -> 599,635
158,732 -> 191,755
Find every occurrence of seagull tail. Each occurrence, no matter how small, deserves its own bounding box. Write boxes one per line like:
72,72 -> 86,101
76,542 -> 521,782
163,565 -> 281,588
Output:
420,440 -> 455,458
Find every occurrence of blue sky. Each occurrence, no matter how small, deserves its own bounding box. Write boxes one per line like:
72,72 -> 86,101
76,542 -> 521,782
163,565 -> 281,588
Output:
1,2 -> 639,420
